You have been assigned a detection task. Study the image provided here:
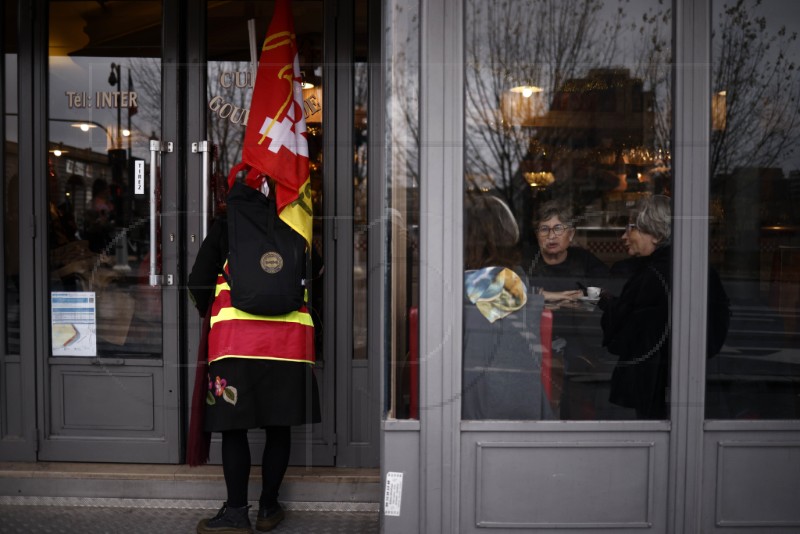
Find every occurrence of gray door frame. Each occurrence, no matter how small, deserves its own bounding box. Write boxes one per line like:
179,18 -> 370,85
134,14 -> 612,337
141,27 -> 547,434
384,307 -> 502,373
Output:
670,0 -> 711,529
0,0 -> 39,462
33,0 -> 183,463
332,0 -> 382,468
383,0 -> 800,532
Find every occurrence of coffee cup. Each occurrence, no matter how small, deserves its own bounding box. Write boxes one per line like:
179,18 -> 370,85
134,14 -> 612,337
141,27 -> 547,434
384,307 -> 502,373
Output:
586,286 -> 601,299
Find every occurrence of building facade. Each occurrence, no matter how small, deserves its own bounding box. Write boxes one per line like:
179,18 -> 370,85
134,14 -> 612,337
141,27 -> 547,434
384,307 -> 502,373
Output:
3,0 -> 800,532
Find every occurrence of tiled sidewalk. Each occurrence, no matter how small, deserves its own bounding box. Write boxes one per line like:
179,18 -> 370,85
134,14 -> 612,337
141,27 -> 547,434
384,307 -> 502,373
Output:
0,503 -> 380,533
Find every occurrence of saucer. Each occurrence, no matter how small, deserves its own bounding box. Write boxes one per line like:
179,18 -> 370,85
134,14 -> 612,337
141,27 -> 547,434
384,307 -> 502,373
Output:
578,296 -> 600,303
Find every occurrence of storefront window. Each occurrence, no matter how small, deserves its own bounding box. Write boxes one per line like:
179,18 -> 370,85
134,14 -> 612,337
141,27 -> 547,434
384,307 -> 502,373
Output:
4,1 -> 20,355
463,0 -> 673,420
706,0 -> 800,419
47,1 -> 162,358
354,0 -> 369,361
386,0 -> 420,419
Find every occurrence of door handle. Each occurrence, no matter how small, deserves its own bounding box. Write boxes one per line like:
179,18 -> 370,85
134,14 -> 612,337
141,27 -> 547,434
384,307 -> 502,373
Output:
192,140 -> 210,239
148,139 -> 173,287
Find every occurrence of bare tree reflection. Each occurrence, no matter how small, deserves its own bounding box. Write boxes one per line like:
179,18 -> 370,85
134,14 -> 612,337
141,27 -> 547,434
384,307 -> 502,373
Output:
711,0 -> 800,177
465,0 -> 628,212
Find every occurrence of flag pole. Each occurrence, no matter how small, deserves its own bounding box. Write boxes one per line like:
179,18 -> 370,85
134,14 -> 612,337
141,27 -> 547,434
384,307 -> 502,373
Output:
248,19 -> 258,89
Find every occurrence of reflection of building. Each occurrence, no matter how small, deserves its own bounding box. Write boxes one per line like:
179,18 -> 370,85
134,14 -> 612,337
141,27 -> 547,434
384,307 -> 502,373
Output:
712,167 -> 799,290
789,171 -> 800,206
531,68 -> 656,151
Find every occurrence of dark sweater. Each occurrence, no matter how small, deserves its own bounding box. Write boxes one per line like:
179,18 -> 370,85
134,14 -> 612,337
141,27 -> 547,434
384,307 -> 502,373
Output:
527,246 -> 610,292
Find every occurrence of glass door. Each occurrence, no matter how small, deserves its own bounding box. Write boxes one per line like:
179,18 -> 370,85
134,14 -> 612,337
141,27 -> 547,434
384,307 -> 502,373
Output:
196,0 -> 334,466
38,0 -> 180,462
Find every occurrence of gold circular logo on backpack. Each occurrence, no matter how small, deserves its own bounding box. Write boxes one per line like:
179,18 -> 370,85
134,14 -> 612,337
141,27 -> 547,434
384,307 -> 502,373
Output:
260,252 -> 283,274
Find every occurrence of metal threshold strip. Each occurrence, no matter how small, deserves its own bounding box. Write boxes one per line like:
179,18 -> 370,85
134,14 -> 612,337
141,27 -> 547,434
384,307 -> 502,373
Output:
0,496 -> 378,512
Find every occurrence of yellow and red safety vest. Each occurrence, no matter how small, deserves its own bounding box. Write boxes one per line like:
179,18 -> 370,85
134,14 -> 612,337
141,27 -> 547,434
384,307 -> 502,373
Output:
207,263 -> 315,365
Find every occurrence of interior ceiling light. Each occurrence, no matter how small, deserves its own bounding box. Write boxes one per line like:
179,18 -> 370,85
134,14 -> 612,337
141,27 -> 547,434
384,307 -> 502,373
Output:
523,171 -> 555,188
510,85 -> 543,98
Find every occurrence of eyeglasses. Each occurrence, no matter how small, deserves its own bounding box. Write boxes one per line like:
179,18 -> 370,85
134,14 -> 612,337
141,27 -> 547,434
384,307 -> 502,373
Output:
625,223 -> 638,233
537,224 -> 571,237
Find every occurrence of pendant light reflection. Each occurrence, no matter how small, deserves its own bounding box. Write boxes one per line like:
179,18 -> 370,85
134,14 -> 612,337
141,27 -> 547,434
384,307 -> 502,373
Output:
503,85 -> 545,126
510,85 -> 543,98
523,171 -> 555,188
712,90 -> 727,131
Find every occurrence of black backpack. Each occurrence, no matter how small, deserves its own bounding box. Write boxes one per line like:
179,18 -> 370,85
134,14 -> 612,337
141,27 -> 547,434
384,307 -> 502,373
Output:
223,171 -> 306,316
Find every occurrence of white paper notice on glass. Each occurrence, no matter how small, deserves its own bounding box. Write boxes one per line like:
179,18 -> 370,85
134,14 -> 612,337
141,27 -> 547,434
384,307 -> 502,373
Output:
134,160 -> 145,194
384,471 -> 403,517
51,291 -> 97,357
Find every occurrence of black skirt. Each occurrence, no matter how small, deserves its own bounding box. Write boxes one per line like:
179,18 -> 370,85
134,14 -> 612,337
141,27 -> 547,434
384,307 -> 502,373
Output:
204,357 -> 321,432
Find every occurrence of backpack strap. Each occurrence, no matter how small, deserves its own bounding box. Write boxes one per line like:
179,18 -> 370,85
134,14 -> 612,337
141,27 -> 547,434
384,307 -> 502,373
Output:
227,161 -> 266,191
227,162 -> 249,189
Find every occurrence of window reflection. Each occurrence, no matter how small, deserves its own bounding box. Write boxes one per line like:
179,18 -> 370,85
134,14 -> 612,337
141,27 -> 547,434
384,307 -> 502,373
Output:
386,0 -> 420,419
707,0 -> 800,419
47,1 -> 163,357
4,7 -> 21,355
463,0 -> 672,420
354,56 -> 368,361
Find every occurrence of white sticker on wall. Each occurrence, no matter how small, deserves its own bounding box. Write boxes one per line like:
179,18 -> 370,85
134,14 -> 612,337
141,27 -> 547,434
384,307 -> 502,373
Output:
384,471 -> 403,517
135,160 -> 145,194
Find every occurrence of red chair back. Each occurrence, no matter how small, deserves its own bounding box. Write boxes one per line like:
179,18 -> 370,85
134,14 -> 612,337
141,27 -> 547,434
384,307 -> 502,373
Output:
540,309 -> 554,402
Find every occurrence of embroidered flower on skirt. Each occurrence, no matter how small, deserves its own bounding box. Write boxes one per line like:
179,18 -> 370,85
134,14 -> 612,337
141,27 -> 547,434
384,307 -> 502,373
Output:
206,373 -> 238,405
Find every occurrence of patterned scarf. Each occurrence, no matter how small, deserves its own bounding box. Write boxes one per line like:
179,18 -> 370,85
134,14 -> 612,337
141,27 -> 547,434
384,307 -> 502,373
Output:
465,267 -> 527,323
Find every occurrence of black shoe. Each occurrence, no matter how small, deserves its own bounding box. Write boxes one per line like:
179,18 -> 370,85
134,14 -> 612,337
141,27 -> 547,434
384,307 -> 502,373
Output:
255,503 -> 285,531
197,502 -> 253,534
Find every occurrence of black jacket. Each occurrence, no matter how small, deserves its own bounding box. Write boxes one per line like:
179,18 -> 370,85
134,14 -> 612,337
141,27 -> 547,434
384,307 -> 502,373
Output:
599,245 -> 671,419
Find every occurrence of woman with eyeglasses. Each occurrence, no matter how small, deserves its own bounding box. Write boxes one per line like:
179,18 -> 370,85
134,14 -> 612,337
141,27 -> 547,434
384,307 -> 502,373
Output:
598,194 -> 672,419
527,200 -> 609,301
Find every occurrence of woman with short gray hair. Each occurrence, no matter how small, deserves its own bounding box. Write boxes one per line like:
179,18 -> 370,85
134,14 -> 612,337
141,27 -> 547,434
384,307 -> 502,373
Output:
631,194 -> 671,249
598,194 -> 672,419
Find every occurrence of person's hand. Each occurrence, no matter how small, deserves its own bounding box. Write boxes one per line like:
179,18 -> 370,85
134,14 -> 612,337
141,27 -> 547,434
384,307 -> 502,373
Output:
542,289 -> 583,302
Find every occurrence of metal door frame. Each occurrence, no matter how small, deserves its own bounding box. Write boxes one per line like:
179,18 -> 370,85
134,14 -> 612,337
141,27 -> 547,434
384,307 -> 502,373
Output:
0,0 -> 39,462
32,0 -> 183,463
332,0 -> 382,468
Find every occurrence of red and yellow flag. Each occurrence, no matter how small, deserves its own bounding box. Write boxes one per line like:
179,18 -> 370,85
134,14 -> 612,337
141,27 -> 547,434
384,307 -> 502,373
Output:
243,0 -> 312,245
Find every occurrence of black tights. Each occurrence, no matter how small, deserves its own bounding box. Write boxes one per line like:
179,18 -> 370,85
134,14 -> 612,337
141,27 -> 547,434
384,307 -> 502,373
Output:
221,426 -> 291,509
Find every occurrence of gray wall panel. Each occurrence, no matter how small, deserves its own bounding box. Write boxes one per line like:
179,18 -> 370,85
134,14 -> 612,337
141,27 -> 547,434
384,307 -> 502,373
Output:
51,367 -> 163,436
461,431 -> 669,533
712,439 -> 800,528
381,423 -> 421,534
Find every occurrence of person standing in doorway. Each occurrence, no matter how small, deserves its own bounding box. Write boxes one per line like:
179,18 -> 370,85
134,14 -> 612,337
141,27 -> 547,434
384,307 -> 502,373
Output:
188,177 -> 321,533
